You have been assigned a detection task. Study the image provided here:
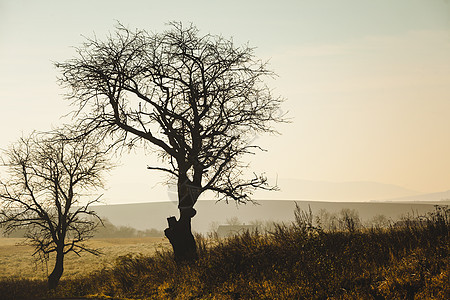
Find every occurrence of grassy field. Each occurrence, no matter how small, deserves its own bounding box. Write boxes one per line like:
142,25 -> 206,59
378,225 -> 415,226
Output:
0,237 -> 170,280
0,206 -> 448,299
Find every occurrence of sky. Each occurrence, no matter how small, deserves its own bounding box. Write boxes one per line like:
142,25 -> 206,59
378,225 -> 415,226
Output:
1,0 -> 449,204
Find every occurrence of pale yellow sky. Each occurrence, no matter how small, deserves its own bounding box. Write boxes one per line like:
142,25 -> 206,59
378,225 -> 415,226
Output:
260,30 -> 450,193
0,0 -> 449,203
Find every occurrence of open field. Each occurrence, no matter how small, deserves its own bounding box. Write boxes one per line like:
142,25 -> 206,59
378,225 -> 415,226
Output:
0,206 -> 448,299
0,237 -> 171,280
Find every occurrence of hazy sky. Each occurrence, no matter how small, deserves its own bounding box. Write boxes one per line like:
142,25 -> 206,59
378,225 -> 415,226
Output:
1,0 -> 449,204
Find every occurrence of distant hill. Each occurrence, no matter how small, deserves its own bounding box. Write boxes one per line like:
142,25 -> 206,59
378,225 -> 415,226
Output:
91,200 -> 442,234
378,190 -> 450,203
253,179 -> 420,201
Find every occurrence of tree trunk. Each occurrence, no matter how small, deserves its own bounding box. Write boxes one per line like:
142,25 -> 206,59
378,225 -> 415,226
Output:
164,206 -> 198,263
48,248 -> 64,290
164,175 -> 200,262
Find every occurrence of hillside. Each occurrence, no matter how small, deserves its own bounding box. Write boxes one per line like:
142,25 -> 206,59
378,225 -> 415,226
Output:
252,179 -> 421,201
381,190 -> 450,202
91,200 -> 443,233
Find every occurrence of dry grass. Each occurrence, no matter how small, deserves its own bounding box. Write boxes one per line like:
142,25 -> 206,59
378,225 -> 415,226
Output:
1,206 -> 448,299
0,237 -> 171,280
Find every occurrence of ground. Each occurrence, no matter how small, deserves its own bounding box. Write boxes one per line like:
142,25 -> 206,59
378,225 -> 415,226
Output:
0,237 -> 171,280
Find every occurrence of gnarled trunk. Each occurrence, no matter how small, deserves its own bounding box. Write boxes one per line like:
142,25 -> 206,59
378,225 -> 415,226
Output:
164,207 -> 198,263
48,247 -> 64,290
165,176 -> 200,262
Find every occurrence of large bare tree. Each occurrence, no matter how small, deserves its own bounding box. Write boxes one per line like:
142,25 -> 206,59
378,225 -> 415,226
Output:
56,22 -> 285,262
0,131 -> 113,289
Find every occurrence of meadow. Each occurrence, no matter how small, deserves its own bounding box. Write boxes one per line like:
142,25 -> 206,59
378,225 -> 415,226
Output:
0,205 -> 448,299
0,237 -> 170,280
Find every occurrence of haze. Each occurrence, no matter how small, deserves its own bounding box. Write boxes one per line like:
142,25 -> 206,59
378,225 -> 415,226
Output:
1,0 -> 449,204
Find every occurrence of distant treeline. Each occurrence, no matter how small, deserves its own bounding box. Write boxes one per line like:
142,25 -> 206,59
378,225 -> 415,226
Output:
210,205 -> 436,237
94,218 -> 164,238
212,206 -> 392,234
2,218 -> 164,238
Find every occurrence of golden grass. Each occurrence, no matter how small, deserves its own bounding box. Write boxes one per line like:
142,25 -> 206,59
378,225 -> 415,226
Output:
1,205 -> 448,299
0,237 -> 171,280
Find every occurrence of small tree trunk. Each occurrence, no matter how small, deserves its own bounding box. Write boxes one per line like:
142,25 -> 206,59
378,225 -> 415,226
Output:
165,207 -> 198,263
48,248 -> 64,290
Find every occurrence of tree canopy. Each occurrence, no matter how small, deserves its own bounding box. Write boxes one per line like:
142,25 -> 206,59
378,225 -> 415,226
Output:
57,22 -> 285,206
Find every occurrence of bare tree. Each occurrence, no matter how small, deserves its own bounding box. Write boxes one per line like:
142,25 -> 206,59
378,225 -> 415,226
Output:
338,208 -> 361,232
56,22 -> 286,262
0,130 -> 113,289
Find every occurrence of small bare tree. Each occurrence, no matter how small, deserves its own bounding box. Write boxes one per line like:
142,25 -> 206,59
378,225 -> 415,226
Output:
338,208 -> 361,232
56,22 -> 285,262
0,130 -> 113,289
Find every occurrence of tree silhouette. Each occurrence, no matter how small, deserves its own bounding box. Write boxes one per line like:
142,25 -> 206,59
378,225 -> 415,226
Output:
0,130 -> 113,289
56,22 -> 285,262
